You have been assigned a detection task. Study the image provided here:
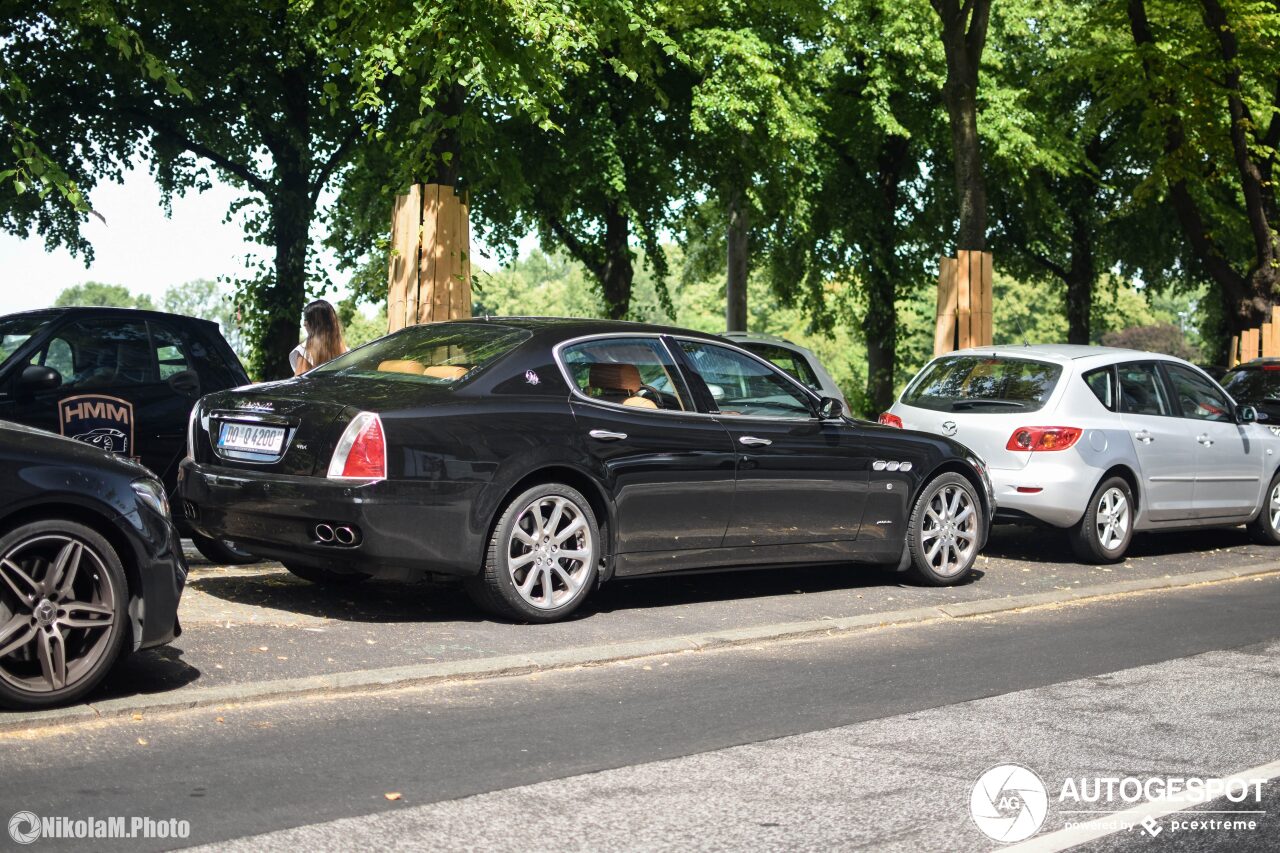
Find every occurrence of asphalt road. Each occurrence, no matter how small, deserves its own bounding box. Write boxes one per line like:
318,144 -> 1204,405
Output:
2,573 -> 1278,851
95,522 -> 1280,699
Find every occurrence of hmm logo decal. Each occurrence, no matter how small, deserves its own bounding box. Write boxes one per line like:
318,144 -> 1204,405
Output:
59,395 -> 134,456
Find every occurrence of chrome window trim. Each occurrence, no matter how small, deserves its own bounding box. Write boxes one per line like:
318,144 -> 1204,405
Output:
552,332 -> 834,425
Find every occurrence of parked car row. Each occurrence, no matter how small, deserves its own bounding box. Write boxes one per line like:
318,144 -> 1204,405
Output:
2,302 -> 1277,711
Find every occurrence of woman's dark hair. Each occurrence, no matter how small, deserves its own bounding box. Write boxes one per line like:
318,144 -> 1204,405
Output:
303,300 -> 347,367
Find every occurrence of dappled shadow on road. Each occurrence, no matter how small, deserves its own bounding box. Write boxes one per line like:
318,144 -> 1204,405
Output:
983,523 -> 1259,564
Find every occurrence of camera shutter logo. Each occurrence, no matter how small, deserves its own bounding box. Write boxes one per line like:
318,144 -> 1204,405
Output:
970,764 -> 1049,842
8,811 -> 40,845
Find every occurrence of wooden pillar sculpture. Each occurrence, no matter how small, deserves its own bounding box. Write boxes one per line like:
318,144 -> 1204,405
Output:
934,250 -> 993,356
386,184 -> 473,333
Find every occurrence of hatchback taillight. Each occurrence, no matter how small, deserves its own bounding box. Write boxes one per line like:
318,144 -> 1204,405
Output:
878,412 -> 904,428
1006,426 -> 1082,452
327,412 -> 387,480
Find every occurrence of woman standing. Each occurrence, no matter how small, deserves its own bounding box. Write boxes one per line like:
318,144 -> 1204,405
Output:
289,299 -> 348,376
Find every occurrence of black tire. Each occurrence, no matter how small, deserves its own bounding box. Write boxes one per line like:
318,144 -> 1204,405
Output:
190,533 -> 262,566
282,562 -> 370,586
1246,470 -> 1280,545
905,472 -> 984,586
1070,476 -> 1135,563
466,483 -> 601,623
0,519 -> 129,710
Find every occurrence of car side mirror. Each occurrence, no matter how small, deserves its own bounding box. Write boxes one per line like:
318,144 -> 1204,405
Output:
817,396 -> 843,420
1238,405 -> 1258,424
18,364 -> 61,393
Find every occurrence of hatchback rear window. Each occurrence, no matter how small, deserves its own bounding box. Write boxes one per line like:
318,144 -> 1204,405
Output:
1221,366 -> 1280,403
902,355 -> 1062,413
313,322 -> 530,384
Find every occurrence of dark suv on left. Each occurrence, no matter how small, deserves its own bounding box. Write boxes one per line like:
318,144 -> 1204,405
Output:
0,307 -> 256,563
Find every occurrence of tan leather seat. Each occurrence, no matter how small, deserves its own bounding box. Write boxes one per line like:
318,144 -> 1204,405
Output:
423,365 -> 469,381
378,359 -> 426,375
587,362 -> 659,409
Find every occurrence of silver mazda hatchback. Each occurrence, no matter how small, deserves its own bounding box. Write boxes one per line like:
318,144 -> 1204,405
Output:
882,344 -> 1280,562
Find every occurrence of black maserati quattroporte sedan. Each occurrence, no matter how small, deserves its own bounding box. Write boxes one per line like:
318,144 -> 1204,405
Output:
181,318 -> 992,622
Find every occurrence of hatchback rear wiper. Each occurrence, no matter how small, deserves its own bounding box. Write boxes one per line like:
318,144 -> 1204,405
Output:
951,398 -> 1028,410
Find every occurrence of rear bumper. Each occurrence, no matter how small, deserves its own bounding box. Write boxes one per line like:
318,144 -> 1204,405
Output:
178,460 -> 484,579
990,457 -> 1098,528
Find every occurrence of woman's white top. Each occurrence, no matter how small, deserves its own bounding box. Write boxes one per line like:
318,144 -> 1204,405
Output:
288,342 -> 307,373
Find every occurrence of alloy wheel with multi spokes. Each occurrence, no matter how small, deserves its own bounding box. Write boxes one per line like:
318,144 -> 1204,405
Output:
1094,487 -> 1130,552
1246,473 -> 1280,546
1071,476 -> 1135,563
907,473 -> 984,586
0,522 -> 127,709
468,484 -> 601,622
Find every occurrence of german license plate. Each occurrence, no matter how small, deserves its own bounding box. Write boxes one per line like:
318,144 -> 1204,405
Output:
218,422 -> 286,455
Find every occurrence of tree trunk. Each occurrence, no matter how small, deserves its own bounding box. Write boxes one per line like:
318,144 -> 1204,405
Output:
725,189 -> 749,332
1064,203 -> 1096,345
864,270 -> 896,414
599,204 -> 633,320
932,0 -> 992,251
262,180 -> 314,379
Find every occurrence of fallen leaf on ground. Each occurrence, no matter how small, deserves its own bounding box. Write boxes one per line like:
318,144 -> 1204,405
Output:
385,792 -> 402,801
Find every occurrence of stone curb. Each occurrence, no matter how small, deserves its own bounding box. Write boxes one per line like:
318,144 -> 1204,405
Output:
4,563 -> 1277,733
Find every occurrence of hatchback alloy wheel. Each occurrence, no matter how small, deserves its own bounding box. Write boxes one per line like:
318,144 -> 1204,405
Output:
1094,487 -> 1130,551
1071,476 -> 1135,563
0,527 -> 126,707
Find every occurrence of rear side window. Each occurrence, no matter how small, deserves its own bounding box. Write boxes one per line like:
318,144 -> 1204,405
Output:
149,322 -> 191,380
31,318 -> 155,389
1083,366 -> 1116,411
902,355 -> 1061,414
561,337 -> 690,411
1222,366 -> 1280,402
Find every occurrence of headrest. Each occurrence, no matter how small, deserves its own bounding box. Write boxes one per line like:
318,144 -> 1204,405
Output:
378,359 -> 426,375
423,365 -> 469,381
589,362 -> 642,393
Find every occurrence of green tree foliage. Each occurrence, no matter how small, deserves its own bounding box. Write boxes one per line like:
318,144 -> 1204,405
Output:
53,281 -> 154,309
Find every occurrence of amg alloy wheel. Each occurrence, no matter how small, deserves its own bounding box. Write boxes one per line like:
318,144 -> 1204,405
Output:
906,473 -> 983,586
1071,476 -> 1134,563
467,483 -> 600,622
0,521 -> 128,710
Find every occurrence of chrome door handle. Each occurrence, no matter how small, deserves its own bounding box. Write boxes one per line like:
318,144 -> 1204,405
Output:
1196,433 -> 1214,447
739,436 -> 772,447
589,429 -> 627,441
1134,430 -> 1154,444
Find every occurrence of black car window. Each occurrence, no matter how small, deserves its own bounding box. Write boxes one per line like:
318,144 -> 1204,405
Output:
1083,366 -> 1116,411
149,321 -> 191,379
0,315 -> 52,371
738,342 -> 821,391
1164,363 -> 1232,422
1222,365 -> 1280,403
561,337 -> 690,411
1117,363 -> 1170,416
33,318 -> 156,390
903,355 -> 1061,414
678,340 -> 812,419
313,321 -> 530,384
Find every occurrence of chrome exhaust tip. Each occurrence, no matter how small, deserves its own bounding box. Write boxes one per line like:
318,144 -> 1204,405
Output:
315,523 -> 335,543
334,525 -> 356,546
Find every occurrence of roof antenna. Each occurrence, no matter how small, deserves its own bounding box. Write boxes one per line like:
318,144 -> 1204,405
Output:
1012,314 -> 1030,347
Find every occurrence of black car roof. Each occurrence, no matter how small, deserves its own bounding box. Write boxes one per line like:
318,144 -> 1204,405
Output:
2,305 -> 222,331
452,315 -> 726,343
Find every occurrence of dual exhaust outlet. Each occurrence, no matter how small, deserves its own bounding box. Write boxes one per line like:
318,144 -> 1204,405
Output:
314,522 -> 360,547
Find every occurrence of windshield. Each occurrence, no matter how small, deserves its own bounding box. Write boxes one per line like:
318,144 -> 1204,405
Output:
312,322 -> 530,384
903,355 -> 1062,414
0,314 -> 53,371
738,342 -> 821,391
1221,366 -> 1280,403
